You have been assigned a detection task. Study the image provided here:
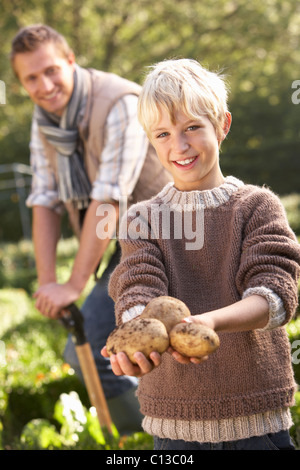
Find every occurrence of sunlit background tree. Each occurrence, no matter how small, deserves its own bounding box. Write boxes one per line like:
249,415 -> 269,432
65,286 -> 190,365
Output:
1,0 -> 300,240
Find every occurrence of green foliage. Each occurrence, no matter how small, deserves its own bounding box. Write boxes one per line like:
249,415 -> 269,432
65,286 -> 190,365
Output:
1,0 -> 300,240
290,392 -> 300,448
286,317 -> 300,448
0,237 -> 81,294
0,238 -> 153,450
0,237 -> 300,449
19,391 -> 121,450
281,194 -> 300,237
20,419 -> 65,450
18,391 -> 153,450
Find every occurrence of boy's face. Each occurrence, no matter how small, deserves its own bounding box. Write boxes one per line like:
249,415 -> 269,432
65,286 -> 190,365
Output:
149,108 -> 229,191
13,42 -> 75,116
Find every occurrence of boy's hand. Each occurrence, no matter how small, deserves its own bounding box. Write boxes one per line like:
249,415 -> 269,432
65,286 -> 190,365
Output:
167,346 -> 209,365
183,313 -> 215,331
101,346 -> 162,377
164,314 -> 212,364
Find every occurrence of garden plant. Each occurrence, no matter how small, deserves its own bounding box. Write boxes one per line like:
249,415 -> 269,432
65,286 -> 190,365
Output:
0,194 -> 300,449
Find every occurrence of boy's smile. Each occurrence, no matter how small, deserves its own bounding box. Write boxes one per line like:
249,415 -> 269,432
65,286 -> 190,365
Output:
173,155 -> 198,169
150,108 -> 230,191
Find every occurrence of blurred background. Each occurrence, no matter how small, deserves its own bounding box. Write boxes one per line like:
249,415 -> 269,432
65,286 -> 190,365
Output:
0,0 -> 300,241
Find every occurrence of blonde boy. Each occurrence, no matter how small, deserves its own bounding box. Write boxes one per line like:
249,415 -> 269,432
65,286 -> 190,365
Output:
103,59 -> 300,450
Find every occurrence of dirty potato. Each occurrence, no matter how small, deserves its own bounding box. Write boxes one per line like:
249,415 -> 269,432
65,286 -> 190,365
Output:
169,322 -> 220,358
140,296 -> 191,333
106,318 -> 169,364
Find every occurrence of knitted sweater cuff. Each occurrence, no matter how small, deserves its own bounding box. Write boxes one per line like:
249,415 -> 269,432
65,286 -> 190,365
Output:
242,286 -> 286,330
122,304 -> 146,323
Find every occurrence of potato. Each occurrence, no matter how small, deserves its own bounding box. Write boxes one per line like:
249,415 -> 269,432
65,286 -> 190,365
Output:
106,317 -> 169,364
169,322 -> 220,358
140,296 -> 191,333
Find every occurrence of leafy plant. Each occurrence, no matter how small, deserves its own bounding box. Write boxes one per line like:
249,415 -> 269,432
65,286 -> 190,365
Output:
18,390 -> 154,450
1,237 -> 300,449
281,194 -> 300,237
20,391 -> 121,450
287,316 -> 300,448
0,239 -> 153,450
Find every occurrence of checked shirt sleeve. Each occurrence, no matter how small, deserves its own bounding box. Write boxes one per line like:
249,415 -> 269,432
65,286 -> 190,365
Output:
26,119 -> 64,214
90,94 -> 149,203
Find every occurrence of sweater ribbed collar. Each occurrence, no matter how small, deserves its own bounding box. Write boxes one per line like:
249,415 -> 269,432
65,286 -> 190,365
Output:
157,176 -> 244,210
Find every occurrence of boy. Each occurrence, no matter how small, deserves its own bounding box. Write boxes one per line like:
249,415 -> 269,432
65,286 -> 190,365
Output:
102,59 -> 300,450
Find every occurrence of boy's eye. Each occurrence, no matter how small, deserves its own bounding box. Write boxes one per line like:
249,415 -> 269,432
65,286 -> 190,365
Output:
187,125 -> 200,131
157,132 -> 169,138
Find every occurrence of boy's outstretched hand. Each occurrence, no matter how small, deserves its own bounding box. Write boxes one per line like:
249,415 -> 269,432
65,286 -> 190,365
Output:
101,344 -> 208,376
101,346 -> 162,377
167,346 -> 209,365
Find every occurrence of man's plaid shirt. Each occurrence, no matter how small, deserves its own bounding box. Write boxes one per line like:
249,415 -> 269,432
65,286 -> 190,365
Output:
26,94 -> 148,213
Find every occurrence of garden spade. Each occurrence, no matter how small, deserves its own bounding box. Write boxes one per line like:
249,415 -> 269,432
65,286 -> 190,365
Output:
60,303 -> 113,434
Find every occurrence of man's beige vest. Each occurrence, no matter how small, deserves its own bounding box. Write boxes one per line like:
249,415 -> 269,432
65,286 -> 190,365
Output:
39,68 -> 171,235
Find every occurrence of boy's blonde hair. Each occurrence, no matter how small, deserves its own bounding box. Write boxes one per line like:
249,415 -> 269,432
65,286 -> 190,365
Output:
138,58 -> 229,140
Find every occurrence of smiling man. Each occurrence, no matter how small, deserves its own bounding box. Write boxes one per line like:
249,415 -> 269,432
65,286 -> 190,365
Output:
14,41 -> 75,116
10,24 -> 171,435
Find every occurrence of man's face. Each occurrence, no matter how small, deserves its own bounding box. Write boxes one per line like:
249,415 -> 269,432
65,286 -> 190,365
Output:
14,42 -> 75,116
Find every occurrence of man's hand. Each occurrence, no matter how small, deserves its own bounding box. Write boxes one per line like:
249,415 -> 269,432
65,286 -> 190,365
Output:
33,281 -> 81,319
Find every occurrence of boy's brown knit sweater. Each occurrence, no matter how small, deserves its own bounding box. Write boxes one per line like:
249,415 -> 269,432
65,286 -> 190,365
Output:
109,176 -> 300,442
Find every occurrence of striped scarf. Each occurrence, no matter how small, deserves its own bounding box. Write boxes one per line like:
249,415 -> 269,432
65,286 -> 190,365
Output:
34,64 -> 91,209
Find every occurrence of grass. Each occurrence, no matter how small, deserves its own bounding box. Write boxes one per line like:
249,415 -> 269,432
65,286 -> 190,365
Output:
0,239 -> 154,450
0,234 -> 300,450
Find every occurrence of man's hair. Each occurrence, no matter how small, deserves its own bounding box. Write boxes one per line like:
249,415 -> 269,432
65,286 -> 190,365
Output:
137,58 -> 230,140
10,24 -> 73,75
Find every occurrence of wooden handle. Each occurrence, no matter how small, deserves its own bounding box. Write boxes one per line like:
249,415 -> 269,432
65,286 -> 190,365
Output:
76,343 -> 113,433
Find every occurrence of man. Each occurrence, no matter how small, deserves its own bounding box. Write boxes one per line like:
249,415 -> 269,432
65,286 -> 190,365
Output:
10,24 -> 171,435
